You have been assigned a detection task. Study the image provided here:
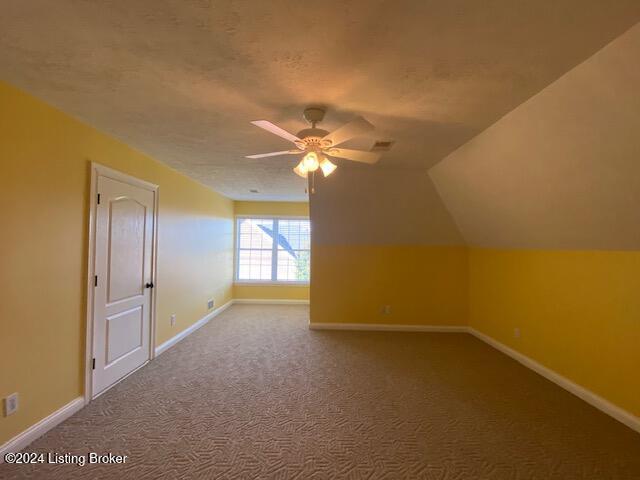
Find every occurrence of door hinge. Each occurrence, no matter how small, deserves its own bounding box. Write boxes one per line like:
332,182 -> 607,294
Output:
97,193 -> 101,205
92,358 -> 96,370
94,275 -> 98,287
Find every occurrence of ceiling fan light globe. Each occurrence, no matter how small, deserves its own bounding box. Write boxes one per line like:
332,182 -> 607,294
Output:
303,151 -> 320,172
319,158 -> 337,177
293,160 -> 308,178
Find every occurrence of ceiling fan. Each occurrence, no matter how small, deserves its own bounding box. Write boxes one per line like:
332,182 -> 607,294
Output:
246,107 -> 381,180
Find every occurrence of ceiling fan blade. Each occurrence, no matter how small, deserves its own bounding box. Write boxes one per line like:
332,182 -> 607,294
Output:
250,120 -> 301,143
328,148 -> 381,164
322,116 -> 374,147
246,150 -> 300,159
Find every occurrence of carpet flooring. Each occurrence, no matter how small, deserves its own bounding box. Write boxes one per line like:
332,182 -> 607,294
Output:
1,305 -> 639,479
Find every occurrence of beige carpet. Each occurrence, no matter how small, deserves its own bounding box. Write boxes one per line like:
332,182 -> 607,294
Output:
2,305 -> 639,479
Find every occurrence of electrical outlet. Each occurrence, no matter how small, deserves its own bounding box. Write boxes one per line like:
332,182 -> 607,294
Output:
382,305 -> 392,315
514,327 -> 521,339
3,393 -> 18,416
207,299 -> 214,310
170,314 -> 176,326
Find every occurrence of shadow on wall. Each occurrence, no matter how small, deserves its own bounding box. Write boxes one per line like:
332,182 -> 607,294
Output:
309,166 -> 463,246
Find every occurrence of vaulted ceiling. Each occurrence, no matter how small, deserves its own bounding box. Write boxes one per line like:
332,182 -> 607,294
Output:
2,1 -> 639,201
430,22 -> 640,250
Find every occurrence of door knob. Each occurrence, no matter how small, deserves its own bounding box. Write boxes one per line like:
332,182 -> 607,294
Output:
145,282 -> 154,289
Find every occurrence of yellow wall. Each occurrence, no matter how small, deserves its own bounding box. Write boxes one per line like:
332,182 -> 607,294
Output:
310,245 -> 468,325
469,248 -> 640,417
233,201 -> 310,301
234,201 -> 308,217
233,284 -> 309,301
0,81 -> 234,445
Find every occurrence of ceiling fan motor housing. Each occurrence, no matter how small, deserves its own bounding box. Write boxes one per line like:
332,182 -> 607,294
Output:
295,128 -> 331,150
296,107 -> 331,149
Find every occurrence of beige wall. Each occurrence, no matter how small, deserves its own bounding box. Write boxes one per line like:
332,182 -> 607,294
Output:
0,81 -> 234,445
233,201 -> 310,301
311,167 -> 463,246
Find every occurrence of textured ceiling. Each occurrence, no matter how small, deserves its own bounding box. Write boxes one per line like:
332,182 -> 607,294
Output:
1,1 -> 640,201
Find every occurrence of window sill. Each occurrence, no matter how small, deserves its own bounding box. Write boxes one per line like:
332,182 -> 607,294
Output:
234,281 -> 309,287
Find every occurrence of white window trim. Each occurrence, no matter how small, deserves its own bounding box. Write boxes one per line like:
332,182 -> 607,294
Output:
234,215 -> 311,285
234,281 -> 310,287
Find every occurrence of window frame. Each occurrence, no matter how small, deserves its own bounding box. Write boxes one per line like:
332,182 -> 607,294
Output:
234,215 -> 311,286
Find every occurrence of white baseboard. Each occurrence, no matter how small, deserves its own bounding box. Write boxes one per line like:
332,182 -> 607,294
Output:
233,299 -> 309,305
0,397 -> 84,460
309,322 -> 467,332
468,327 -> 640,434
155,300 -> 233,357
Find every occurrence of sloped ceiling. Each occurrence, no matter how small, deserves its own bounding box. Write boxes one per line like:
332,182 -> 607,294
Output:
2,1 -> 640,202
430,22 -> 640,250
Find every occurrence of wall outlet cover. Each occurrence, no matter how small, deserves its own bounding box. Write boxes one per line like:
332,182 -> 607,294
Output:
4,392 -> 18,416
170,314 -> 176,326
207,299 -> 215,310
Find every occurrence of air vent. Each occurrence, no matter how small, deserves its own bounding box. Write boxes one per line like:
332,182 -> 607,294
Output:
371,140 -> 394,152
249,189 -> 259,193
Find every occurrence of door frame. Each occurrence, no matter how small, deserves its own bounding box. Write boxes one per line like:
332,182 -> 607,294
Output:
84,162 -> 159,404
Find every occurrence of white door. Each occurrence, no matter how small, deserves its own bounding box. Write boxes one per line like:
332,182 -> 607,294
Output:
92,174 -> 155,397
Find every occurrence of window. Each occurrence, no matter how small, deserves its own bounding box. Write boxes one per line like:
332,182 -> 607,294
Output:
236,217 -> 310,283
